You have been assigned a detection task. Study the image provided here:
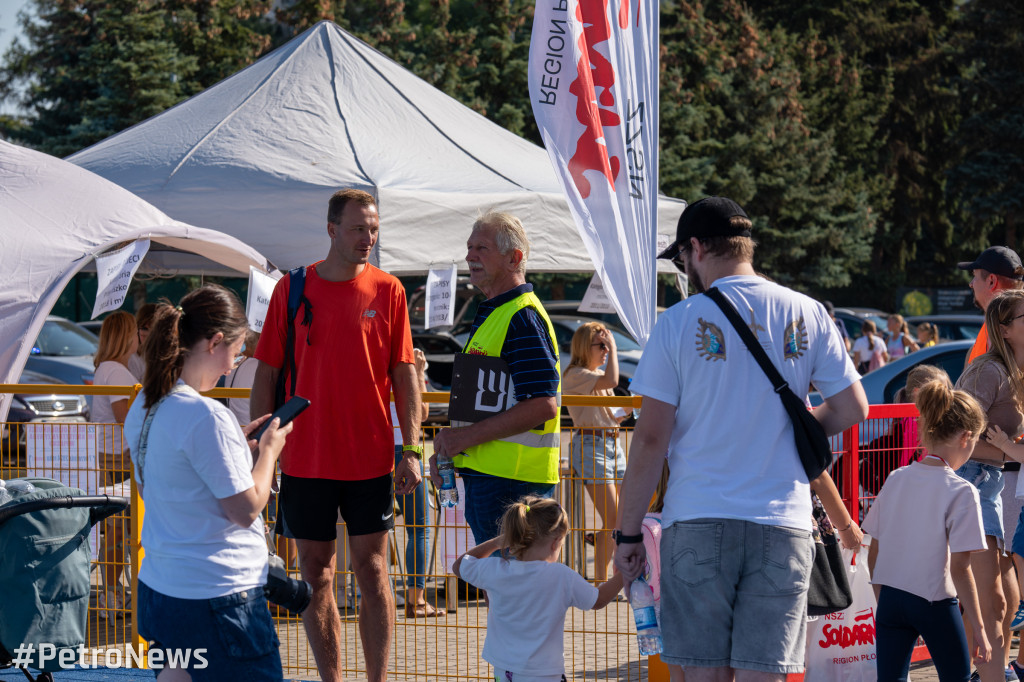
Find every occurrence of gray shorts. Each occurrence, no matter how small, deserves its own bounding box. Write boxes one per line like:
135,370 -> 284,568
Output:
660,518 -> 814,674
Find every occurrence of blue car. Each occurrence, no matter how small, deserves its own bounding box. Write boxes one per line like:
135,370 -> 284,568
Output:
24,316 -> 99,389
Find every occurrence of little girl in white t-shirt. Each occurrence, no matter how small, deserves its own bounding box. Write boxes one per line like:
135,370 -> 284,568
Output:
454,496 -> 623,682
864,379 -> 991,681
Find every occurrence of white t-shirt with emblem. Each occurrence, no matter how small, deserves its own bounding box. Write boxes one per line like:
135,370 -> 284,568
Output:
631,275 -> 860,530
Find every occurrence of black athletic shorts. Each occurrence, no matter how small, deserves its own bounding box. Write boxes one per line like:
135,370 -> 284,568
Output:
276,472 -> 394,541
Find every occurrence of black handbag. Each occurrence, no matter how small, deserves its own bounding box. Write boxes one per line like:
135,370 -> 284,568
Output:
705,288 -> 851,615
704,288 -> 834,481
807,494 -> 853,615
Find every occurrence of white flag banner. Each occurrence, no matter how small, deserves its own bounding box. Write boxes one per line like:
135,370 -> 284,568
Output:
529,0 -> 660,345
92,239 -> 150,318
579,272 -> 617,314
246,266 -> 278,333
425,263 -> 459,329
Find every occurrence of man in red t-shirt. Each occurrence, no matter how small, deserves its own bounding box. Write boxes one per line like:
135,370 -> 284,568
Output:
251,189 -> 422,682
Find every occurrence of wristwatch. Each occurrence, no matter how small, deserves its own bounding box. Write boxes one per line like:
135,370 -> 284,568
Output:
613,530 -> 643,545
401,444 -> 423,456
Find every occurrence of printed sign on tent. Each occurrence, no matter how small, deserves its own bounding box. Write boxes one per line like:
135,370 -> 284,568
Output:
528,0 -> 660,345
425,263 -> 458,329
579,273 -> 617,314
246,266 -> 278,333
91,239 -> 150,319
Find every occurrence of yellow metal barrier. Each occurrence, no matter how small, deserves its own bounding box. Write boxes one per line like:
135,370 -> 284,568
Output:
1,383 -> 649,679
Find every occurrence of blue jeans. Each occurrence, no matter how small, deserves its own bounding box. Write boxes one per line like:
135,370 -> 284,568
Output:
394,447 -> 429,588
875,585 -> 969,682
461,473 -> 556,543
137,580 -> 281,681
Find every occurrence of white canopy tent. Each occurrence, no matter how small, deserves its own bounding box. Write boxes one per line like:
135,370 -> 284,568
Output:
0,140 -> 277,418
68,21 -> 686,275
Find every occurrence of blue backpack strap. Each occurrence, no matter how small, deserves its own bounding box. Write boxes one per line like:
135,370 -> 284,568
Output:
275,266 -> 312,407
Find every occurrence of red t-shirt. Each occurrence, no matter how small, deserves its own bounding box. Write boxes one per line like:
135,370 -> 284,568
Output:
255,263 -> 415,480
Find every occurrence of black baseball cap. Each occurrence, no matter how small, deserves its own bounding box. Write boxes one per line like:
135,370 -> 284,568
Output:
957,246 -> 1024,280
657,196 -> 750,260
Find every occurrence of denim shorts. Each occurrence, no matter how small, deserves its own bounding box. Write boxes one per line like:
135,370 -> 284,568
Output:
1002,470 -> 1022,555
659,518 -> 814,674
955,460 -> 1004,544
569,432 -> 626,484
137,580 -> 282,681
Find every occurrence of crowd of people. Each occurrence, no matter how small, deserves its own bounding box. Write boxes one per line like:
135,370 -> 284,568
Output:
91,188 -> 1024,682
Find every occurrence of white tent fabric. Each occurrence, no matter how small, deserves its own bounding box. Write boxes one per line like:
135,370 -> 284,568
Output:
68,21 -> 686,275
0,140 -> 277,418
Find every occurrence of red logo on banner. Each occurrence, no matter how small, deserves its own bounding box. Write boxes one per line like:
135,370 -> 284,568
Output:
618,0 -> 641,28
568,0 -> 621,199
817,609 -> 876,649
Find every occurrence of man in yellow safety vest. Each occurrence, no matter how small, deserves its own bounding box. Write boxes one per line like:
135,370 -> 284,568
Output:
430,211 -> 561,543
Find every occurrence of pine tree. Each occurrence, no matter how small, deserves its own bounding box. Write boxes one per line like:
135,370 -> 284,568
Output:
0,0 -> 195,156
947,0 -> 1024,251
658,0 -> 875,291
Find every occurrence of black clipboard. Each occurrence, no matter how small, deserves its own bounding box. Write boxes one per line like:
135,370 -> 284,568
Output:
448,353 -> 518,425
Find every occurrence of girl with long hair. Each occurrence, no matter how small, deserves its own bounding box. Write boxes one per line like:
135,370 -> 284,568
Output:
865,380 -> 991,680
953,289 -> 1024,682
124,285 -> 292,681
562,321 -> 628,582
887,314 -> 920,359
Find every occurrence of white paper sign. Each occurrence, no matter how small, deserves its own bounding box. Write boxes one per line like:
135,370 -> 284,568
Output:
579,273 -> 618,314
425,263 -> 458,329
246,266 -> 278,333
26,423 -> 101,559
92,239 -> 150,318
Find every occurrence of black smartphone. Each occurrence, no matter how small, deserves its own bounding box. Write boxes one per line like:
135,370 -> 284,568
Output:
252,396 -> 310,441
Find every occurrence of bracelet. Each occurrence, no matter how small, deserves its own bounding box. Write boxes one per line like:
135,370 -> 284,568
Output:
836,521 -> 853,532
402,444 -> 423,456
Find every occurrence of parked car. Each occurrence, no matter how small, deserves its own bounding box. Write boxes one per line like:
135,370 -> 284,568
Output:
833,307 -> 889,340
407,277 -> 483,334
859,340 -> 973,404
905,314 -> 983,343
410,331 -> 462,424
24,316 -> 98,388
2,369 -> 90,466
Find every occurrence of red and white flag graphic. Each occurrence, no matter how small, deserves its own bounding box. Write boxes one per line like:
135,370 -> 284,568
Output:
529,0 -> 660,344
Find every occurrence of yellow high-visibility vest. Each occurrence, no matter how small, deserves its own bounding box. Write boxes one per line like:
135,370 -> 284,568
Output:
452,291 -> 561,484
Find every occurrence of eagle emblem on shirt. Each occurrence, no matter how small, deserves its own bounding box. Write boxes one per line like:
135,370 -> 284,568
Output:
696,318 -> 726,361
784,318 -> 808,360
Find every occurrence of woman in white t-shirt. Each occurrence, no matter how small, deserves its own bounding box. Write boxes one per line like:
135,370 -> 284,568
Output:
91,310 -> 139,616
852,319 -> 888,374
562,322 -> 628,582
453,495 -> 622,682
123,286 -> 292,681
864,379 -> 990,681
92,310 -> 139,484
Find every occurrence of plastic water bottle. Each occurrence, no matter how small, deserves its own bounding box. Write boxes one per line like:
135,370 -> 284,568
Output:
630,576 -> 663,655
438,456 -> 458,508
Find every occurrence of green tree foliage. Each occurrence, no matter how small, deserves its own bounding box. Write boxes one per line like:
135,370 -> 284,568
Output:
947,0 -> 1024,251
659,1 -> 875,291
161,0 -> 274,96
759,0 -> 970,300
0,0 -> 197,156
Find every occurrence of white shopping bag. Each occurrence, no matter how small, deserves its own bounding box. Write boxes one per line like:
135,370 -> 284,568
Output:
805,547 -> 877,682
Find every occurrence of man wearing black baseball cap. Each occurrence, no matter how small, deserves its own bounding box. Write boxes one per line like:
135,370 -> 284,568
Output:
957,246 -> 1024,364
616,197 -> 868,679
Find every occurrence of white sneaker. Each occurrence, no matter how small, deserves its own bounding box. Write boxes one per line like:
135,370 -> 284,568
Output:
97,588 -> 125,620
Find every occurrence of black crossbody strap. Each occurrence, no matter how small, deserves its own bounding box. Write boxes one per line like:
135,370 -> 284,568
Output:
704,287 -> 789,394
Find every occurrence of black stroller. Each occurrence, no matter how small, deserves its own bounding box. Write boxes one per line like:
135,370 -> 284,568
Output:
0,478 -> 129,682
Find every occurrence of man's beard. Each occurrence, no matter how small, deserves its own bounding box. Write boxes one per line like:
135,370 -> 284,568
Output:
685,253 -> 706,293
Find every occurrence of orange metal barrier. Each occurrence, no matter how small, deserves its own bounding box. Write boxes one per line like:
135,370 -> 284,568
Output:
1,382 -> 913,680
